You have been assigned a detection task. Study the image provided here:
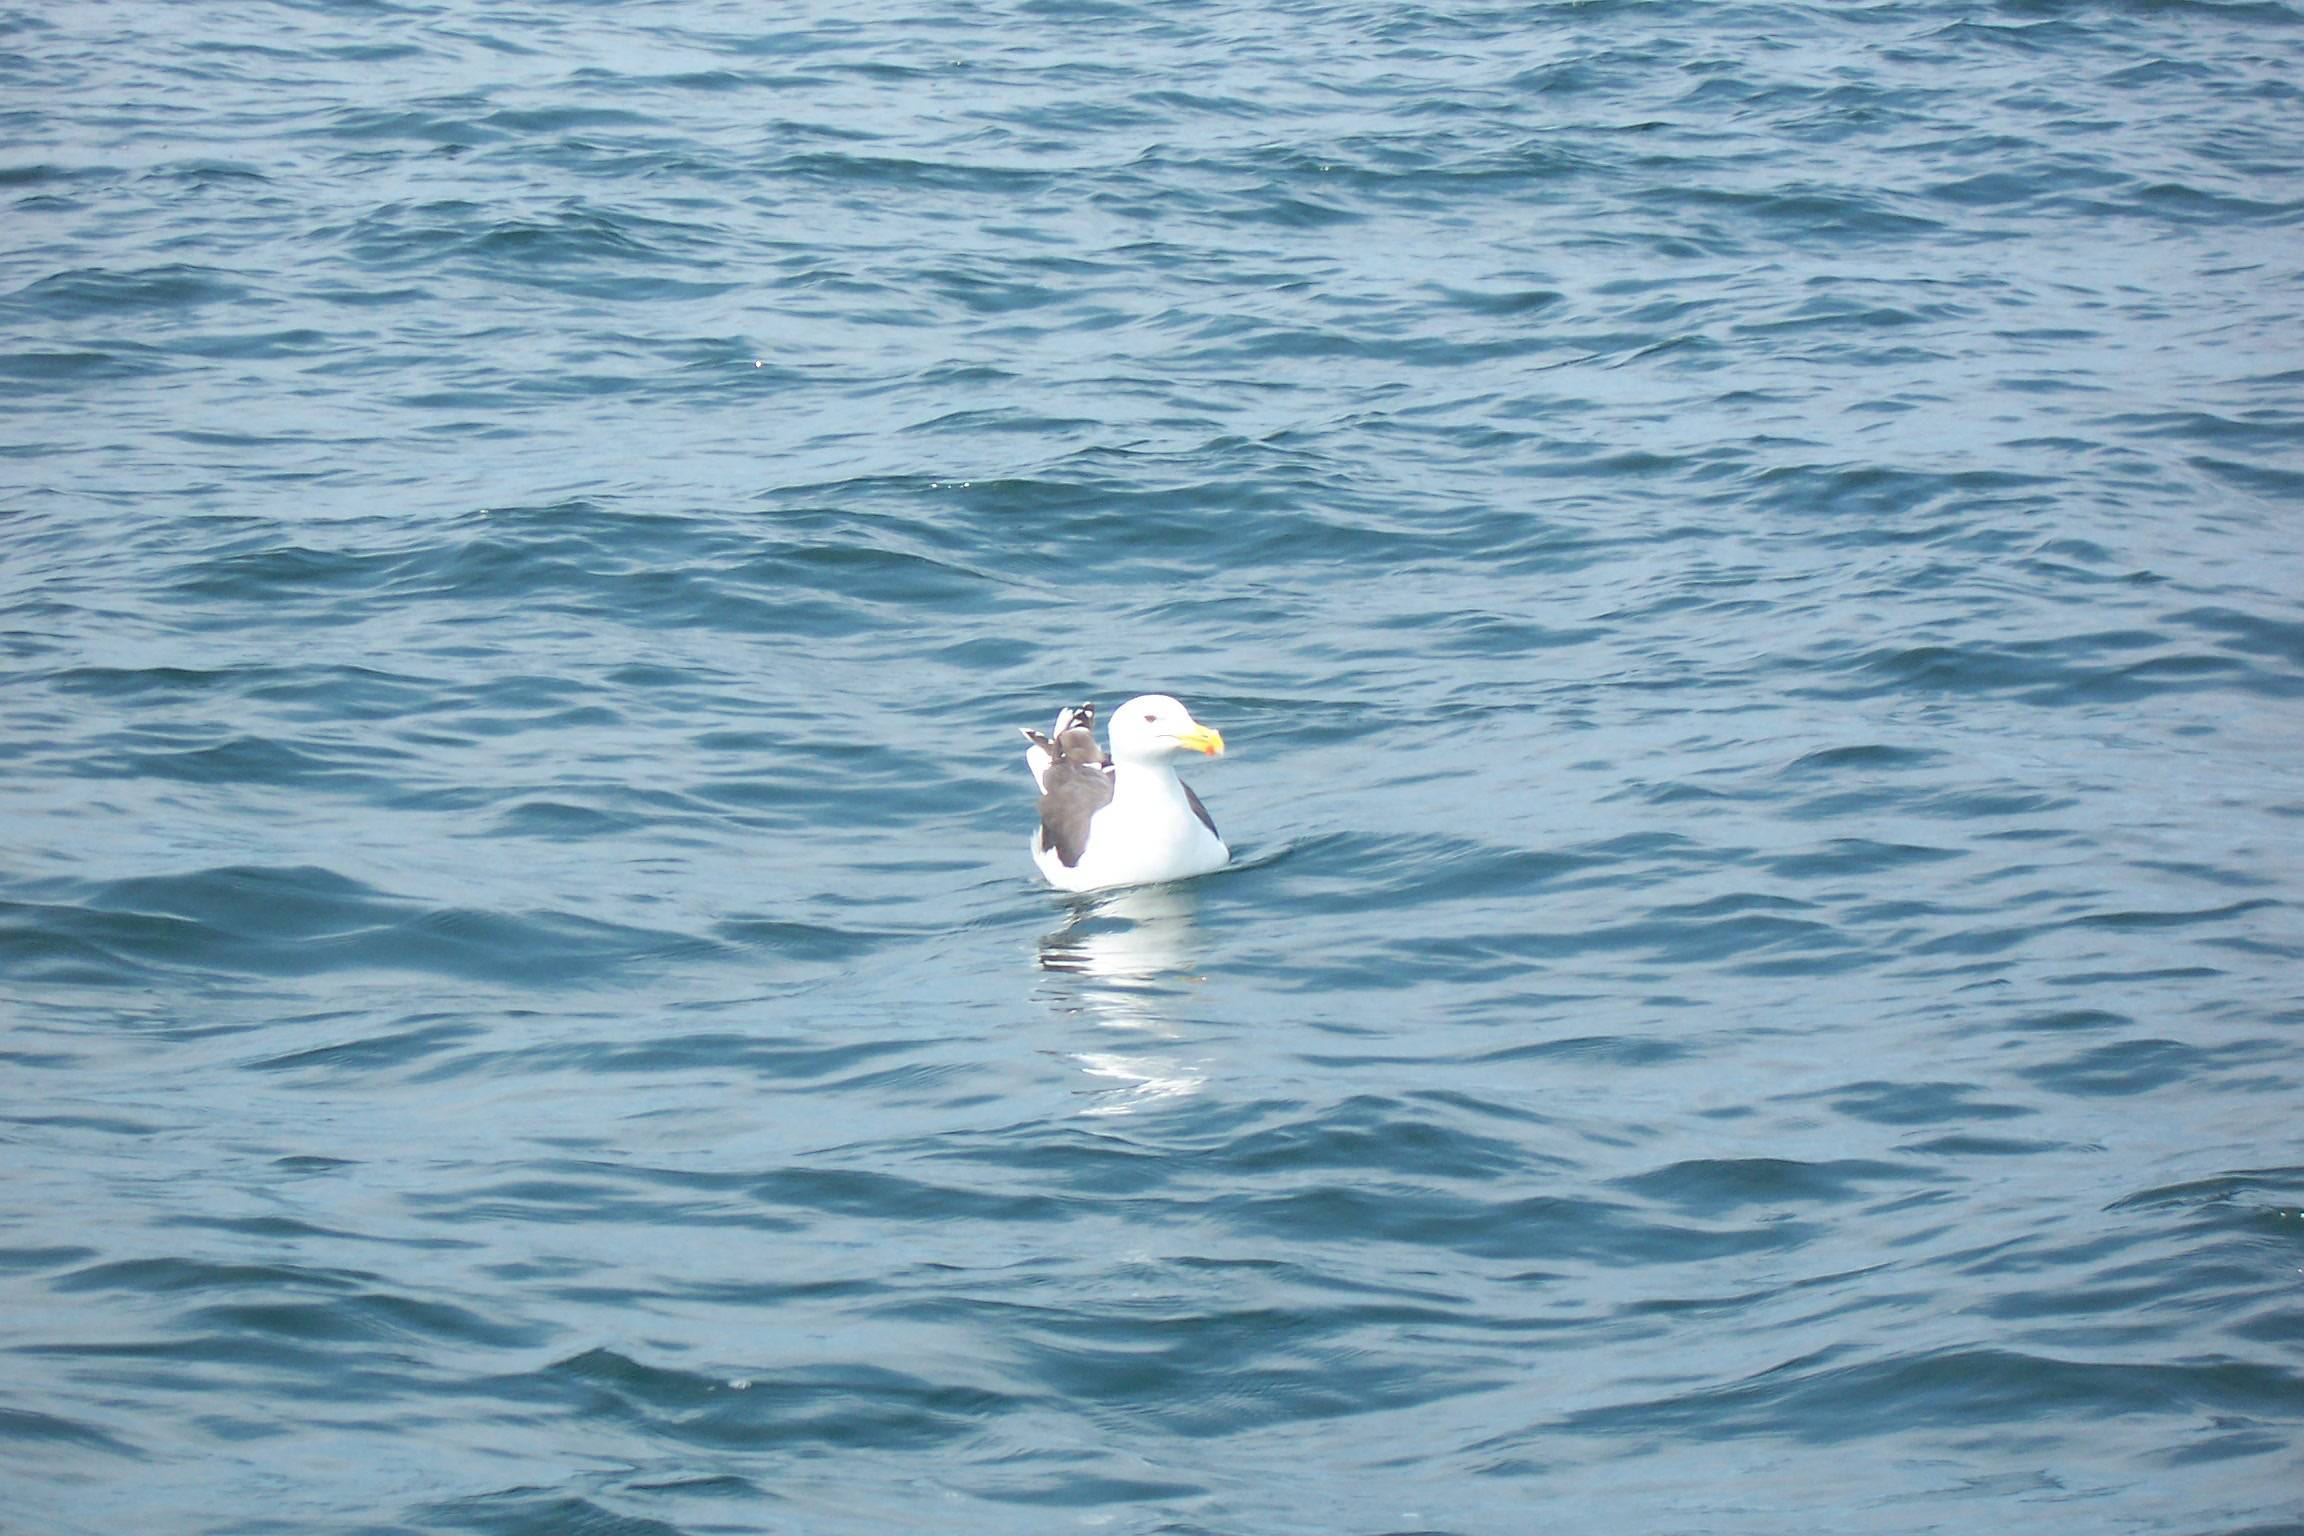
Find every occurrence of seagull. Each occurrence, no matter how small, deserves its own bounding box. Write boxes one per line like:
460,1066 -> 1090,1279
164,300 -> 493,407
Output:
1021,696 -> 1229,892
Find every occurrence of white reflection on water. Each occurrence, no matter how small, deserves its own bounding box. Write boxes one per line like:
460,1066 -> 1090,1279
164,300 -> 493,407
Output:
1037,884 -> 1209,1114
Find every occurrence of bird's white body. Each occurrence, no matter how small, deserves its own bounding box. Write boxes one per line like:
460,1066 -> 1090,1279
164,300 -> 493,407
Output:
1033,757 -> 1230,891
1026,695 -> 1231,893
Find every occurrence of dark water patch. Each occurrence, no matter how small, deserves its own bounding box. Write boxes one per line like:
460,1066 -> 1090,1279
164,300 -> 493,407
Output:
4,264 -> 246,318
1810,636 -> 2272,705
1556,1346 -> 2304,1444
1910,919 -> 2049,959
275,1154 -> 356,1173
2172,605 -> 2304,672
309,107 -> 511,151
0,160 -> 83,189
2077,899 -> 2279,931
1763,839 -> 1962,880
703,748 -> 995,827
2022,1037 -> 2217,1096
487,1347 -> 1011,1452
15,1331 -> 381,1374
0,914 -> 141,986
229,511 -> 1001,632
3,1111 -> 166,1137
171,1289 -> 549,1352
2108,1167 -> 2304,1217
1433,284 -> 1567,317
1204,1097 -> 1538,1183
1781,744 -> 1946,776
169,539 -> 402,603
91,734 -> 407,792
0,1246 -> 99,1274
1973,1254 -> 2272,1326
2129,857 -> 2281,892
626,1472 -> 764,1499
1562,901 -> 1848,972
0,348 -> 156,383
481,105 -> 655,135
2190,454 -> 2304,499
1216,1183 -> 1814,1267
169,327 -> 335,361
490,799 -> 649,840
1613,1157 -> 1918,1214
160,1214 -> 372,1244
1276,834 -> 1610,916
1750,462 -> 2052,521
249,1016 -> 481,1076
744,1167 -> 1065,1227
996,1302 -> 1493,1439
1342,903 -> 1867,986
53,1254 -> 365,1298
420,1490 -> 693,1536
161,527 -> 1006,643
980,1471 -> 1210,1507
1907,1134 -> 2073,1157
335,199 -> 734,292
1823,1081 -> 2035,1127
0,867 -> 722,986
1461,1033 -> 1696,1070
90,865 -> 426,942
0,1405 -> 141,1457
145,158 -> 270,189
507,1032 -> 918,1085
2107,408 -> 2304,453
1626,777 -> 1737,808
2013,1008 -> 2134,1033
772,150 -> 1059,198
407,1172 -> 798,1233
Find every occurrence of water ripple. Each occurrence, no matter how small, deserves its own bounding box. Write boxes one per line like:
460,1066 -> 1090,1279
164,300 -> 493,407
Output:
5,1 -> 2301,1532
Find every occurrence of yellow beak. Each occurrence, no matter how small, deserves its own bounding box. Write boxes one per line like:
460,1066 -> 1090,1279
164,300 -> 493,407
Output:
1173,723 -> 1225,756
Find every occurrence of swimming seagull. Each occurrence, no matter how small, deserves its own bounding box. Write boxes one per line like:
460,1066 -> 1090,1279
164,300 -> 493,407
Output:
1021,696 -> 1229,892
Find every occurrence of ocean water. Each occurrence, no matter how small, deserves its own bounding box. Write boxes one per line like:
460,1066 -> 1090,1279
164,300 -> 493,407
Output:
4,1 -> 2303,1531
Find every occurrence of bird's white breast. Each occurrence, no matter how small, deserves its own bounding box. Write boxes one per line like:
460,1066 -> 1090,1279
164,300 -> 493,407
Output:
1032,765 -> 1228,892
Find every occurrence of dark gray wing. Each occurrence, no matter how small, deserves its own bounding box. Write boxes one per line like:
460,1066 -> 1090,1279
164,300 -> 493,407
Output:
1053,702 -> 1105,768
1182,780 -> 1220,841
1056,724 -> 1107,768
1038,759 -> 1115,867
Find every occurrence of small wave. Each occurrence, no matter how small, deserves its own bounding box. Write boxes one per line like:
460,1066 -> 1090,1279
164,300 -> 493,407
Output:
1555,1346 -> 2304,1444
0,866 -> 722,986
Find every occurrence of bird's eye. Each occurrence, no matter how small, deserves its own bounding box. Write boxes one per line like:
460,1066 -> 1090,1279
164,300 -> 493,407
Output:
1143,713 -> 1157,722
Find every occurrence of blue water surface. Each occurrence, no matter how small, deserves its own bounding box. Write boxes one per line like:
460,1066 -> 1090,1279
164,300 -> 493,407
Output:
4,2 -> 2303,1532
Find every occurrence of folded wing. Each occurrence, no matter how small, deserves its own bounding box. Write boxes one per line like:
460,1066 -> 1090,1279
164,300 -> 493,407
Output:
1020,701 -> 1116,866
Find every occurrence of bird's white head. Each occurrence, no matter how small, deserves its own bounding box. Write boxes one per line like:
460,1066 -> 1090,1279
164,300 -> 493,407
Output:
1107,694 -> 1225,766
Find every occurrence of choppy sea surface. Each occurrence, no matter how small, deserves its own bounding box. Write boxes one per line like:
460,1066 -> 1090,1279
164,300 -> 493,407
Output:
6,2 -> 2304,1531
